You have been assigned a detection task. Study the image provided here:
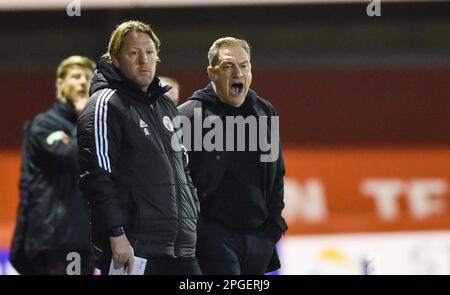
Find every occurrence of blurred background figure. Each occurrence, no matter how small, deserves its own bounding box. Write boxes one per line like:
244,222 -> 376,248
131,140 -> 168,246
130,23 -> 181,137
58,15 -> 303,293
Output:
160,76 -> 180,106
9,56 -> 95,275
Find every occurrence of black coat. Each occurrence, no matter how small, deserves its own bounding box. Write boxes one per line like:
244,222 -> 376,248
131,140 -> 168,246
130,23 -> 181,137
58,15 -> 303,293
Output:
10,100 -> 90,274
77,57 -> 199,262
178,83 -> 288,272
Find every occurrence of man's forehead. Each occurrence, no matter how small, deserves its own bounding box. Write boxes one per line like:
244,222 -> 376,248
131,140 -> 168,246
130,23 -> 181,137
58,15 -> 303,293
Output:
218,46 -> 250,62
67,65 -> 92,74
123,32 -> 155,48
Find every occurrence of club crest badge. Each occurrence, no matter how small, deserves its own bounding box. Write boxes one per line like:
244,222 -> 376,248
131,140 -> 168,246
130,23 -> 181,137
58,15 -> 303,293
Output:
163,116 -> 174,132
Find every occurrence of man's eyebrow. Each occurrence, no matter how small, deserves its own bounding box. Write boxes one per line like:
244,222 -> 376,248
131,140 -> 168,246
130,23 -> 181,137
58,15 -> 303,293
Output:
214,60 -> 232,69
129,46 -> 154,50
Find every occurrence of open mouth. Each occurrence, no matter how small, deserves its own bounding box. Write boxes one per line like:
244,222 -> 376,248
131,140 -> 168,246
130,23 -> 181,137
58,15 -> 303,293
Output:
231,83 -> 244,95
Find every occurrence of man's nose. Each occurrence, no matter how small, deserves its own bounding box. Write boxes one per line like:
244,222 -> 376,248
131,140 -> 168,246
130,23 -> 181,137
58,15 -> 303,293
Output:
138,52 -> 148,64
233,66 -> 244,77
80,75 -> 88,85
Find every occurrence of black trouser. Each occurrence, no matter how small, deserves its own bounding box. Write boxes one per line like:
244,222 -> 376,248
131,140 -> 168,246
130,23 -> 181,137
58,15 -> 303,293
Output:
99,256 -> 201,275
197,221 -> 275,275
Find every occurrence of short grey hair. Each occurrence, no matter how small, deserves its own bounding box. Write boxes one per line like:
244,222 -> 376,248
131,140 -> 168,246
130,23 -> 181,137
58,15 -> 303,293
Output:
208,37 -> 251,67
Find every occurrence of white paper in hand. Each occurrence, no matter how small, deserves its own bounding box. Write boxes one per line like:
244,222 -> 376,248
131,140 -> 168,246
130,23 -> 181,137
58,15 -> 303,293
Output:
108,256 -> 147,275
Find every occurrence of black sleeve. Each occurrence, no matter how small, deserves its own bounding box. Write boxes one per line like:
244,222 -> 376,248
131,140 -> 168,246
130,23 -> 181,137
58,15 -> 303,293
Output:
181,144 -> 200,214
177,100 -> 203,184
77,90 -> 127,233
173,100 -> 200,213
266,149 -> 288,243
28,118 -> 78,171
265,106 -> 288,244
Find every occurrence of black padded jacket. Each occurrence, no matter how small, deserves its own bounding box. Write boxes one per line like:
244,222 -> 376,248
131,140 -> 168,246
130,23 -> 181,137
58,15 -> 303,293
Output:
178,83 -> 287,272
10,100 -> 90,274
77,57 -> 199,262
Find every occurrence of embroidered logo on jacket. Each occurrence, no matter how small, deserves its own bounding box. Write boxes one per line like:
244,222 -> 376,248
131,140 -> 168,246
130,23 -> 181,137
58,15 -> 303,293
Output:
163,116 -> 174,132
139,118 -> 150,136
139,119 -> 148,128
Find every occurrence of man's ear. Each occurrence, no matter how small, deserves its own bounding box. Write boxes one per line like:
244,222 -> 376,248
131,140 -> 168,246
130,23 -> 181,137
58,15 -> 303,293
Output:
111,56 -> 119,68
56,78 -> 63,96
207,66 -> 216,81
56,78 -> 63,89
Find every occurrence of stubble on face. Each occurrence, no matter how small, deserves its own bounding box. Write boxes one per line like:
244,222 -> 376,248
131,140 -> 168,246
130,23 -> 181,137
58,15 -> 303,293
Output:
113,31 -> 157,91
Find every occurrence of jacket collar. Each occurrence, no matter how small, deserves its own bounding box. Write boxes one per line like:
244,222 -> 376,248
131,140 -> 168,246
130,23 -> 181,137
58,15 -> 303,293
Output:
53,98 -> 77,123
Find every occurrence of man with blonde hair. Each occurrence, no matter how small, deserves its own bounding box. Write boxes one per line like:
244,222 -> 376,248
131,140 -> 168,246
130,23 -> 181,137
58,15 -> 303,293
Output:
179,37 -> 287,274
77,20 -> 200,275
11,55 -> 95,274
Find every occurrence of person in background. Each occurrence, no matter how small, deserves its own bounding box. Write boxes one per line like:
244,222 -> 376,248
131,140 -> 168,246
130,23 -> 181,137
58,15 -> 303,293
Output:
77,20 -> 201,275
10,55 -> 96,275
159,76 -> 180,106
178,37 -> 288,275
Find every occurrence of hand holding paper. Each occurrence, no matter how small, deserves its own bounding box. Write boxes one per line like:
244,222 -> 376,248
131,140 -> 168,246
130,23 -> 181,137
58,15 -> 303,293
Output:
109,256 -> 147,275
110,235 -> 134,274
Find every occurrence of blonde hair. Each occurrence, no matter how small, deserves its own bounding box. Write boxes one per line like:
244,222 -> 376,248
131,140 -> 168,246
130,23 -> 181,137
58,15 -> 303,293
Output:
56,55 -> 95,79
104,20 -> 161,62
208,37 -> 251,67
